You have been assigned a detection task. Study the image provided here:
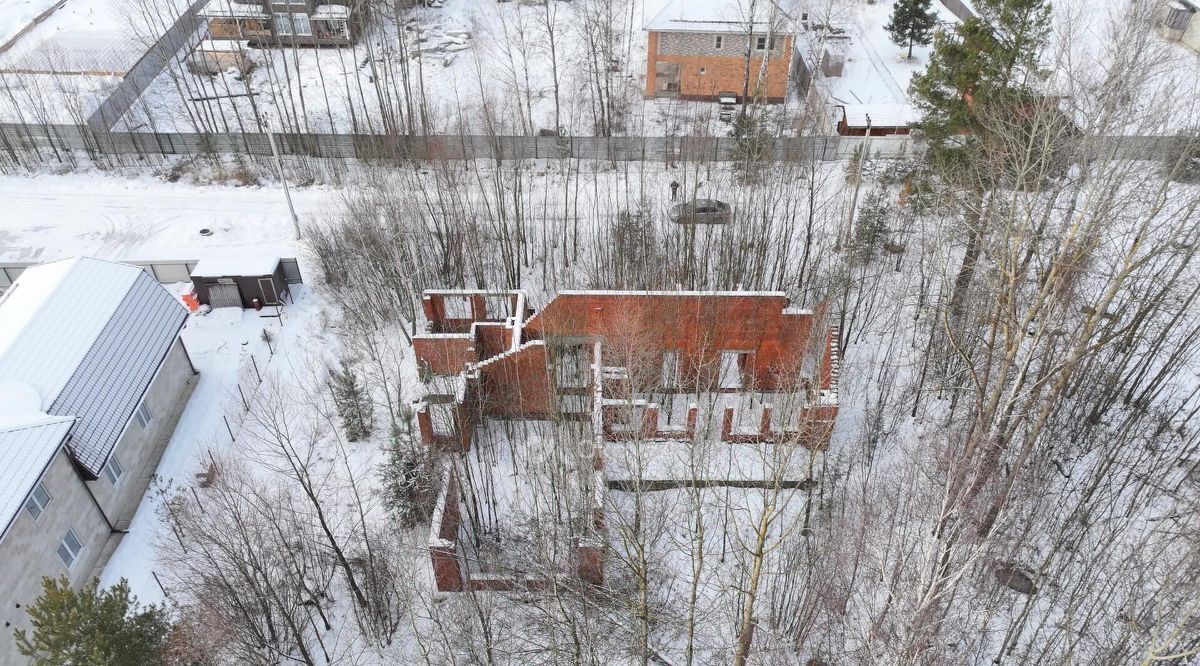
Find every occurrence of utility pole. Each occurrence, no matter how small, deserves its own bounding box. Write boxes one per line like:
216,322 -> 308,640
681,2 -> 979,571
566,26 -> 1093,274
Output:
843,113 -> 873,248
266,129 -> 301,240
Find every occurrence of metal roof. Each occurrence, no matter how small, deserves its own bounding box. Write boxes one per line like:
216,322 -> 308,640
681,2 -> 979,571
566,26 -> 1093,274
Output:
0,416 -> 74,544
0,257 -> 187,477
644,0 -> 792,33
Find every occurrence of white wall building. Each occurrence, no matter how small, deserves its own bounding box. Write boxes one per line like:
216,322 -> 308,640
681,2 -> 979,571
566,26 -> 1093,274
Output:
0,257 -> 196,666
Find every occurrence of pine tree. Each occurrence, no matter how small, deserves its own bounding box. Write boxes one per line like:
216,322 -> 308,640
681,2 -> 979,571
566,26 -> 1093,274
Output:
380,419 -> 432,528
908,0 -> 1052,165
885,0 -> 939,59
14,577 -> 170,666
332,359 -> 374,441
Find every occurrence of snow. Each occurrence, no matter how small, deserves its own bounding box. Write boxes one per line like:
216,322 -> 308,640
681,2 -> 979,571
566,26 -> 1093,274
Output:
839,102 -> 917,128
197,0 -> 268,19
310,4 -> 349,20
0,0 -> 62,49
0,172 -> 325,265
0,257 -> 74,362
0,415 -> 73,542
96,289 -> 322,601
0,378 -> 42,423
815,0 -> 961,111
644,0 -> 790,32
191,254 -> 280,277
0,257 -> 144,406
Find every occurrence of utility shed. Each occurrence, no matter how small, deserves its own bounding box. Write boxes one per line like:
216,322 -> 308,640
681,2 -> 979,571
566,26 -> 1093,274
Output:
190,256 -> 289,309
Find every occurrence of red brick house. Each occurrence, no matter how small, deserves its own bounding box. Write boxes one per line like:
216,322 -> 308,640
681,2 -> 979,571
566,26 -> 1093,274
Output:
414,289 -> 839,592
643,0 -> 801,103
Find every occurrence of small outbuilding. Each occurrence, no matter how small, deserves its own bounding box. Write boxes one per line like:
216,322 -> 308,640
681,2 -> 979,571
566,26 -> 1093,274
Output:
190,256 -> 290,309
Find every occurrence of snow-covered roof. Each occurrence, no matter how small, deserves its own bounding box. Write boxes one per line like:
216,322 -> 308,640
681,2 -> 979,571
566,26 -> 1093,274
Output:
645,0 -> 793,33
191,255 -> 281,277
312,4 -> 350,20
0,415 -> 74,544
198,0 -> 268,19
839,104 -> 918,129
0,257 -> 187,476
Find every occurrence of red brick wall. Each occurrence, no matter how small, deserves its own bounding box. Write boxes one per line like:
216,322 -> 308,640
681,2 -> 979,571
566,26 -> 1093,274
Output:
478,343 -> 555,418
473,322 -> 513,361
431,476 -> 463,592
645,31 -> 794,103
413,335 -> 478,375
525,294 -> 816,391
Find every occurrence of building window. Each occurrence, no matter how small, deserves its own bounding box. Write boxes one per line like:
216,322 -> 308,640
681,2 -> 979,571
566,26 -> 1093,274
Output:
134,401 -> 152,428
273,12 -> 293,35
292,12 -> 312,35
699,67 -> 706,75
555,343 -> 591,389
714,35 -> 723,49
756,36 -> 767,50
103,455 -> 124,486
443,295 -> 473,319
24,483 -> 51,521
57,529 -> 83,569
429,402 -> 456,437
273,12 -> 311,35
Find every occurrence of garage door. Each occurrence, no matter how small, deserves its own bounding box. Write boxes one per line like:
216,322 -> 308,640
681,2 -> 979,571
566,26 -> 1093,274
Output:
209,283 -> 242,308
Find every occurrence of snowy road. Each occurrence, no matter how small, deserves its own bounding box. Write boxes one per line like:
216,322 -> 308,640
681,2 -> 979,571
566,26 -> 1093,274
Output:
0,173 -> 339,265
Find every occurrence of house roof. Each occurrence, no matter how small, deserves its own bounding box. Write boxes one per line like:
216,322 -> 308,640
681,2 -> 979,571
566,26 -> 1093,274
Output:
312,4 -> 351,20
0,415 -> 74,544
190,255 -> 280,277
197,0 -> 268,19
645,0 -> 794,33
0,257 -> 187,476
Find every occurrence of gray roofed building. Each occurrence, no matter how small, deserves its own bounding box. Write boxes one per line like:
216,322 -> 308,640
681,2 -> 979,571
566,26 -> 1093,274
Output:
0,256 -> 198,666
0,257 -> 188,476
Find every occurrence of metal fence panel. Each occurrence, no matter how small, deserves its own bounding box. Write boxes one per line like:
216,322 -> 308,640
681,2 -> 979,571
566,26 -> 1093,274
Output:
280,258 -> 303,283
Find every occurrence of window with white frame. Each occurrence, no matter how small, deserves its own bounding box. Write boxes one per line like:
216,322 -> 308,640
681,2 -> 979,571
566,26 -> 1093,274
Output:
57,529 -> 83,568
24,483 -> 51,520
103,455 -> 124,486
755,35 -> 776,51
291,12 -> 312,35
134,401 -> 152,428
273,12 -> 293,34
714,35 -> 724,50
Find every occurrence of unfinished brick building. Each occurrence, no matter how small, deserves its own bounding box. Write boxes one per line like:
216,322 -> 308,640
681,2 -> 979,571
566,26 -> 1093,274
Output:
416,289 -> 839,592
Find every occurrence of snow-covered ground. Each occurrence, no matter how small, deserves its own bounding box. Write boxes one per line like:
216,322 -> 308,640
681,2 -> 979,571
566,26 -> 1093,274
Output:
819,0 -> 961,109
0,0 -> 188,122
0,171 -> 332,264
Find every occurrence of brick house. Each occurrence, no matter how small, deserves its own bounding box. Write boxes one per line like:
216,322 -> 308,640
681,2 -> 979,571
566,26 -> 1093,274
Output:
644,0 -> 800,103
413,289 -> 839,592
